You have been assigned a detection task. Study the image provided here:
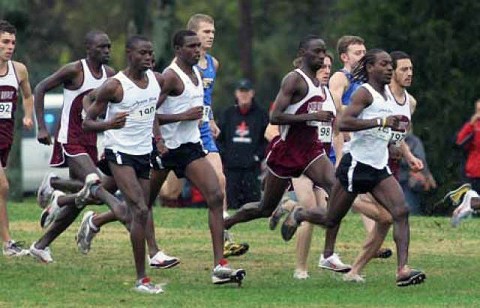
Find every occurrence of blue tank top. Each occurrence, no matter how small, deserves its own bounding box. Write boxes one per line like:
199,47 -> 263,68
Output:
196,54 -> 216,107
340,69 -> 362,105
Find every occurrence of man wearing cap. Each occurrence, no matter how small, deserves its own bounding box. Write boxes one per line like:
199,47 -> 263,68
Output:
217,79 -> 269,209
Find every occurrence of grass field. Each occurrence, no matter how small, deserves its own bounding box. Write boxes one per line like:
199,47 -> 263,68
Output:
1,199 -> 480,307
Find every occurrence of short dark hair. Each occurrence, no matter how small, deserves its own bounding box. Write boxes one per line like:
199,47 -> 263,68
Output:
85,30 -> 107,47
298,34 -> 323,51
0,20 -> 16,35
172,30 -> 197,49
126,35 -> 150,49
390,51 -> 410,70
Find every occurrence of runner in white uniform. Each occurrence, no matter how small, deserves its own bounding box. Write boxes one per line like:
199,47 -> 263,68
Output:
82,35 -> 163,294
281,49 -> 426,287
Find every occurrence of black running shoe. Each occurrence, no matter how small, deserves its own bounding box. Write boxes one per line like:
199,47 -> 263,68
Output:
396,269 -> 426,287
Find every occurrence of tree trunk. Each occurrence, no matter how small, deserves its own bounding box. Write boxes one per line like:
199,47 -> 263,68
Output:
238,0 -> 253,81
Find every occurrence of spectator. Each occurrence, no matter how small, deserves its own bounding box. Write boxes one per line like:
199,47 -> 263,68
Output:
217,79 -> 269,209
456,98 -> 480,192
399,132 -> 437,214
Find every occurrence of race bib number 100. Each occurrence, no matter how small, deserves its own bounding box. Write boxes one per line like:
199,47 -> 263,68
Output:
318,123 -> 332,143
0,102 -> 12,119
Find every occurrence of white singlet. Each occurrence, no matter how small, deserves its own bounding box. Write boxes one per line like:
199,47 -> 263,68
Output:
103,69 -> 160,155
349,83 -> 394,169
157,62 -> 204,150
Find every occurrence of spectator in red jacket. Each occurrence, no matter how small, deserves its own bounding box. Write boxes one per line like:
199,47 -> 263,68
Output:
456,98 -> 480,192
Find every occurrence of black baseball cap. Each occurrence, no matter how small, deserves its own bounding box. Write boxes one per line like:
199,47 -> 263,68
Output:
236,78 -> 253,90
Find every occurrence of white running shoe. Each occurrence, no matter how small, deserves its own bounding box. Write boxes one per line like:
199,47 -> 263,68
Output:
319,253 -> 351,273
149,251 -> 180,269
40,190 -> 64,229
134,277 -> 164,294
75,173 -> 101,208
76,211 -> 99,254
37,172 -> 56,209
29,242 -> 53,263
212,260 -> 246,285
451,189 -> 478,227
2,240 -> 29,257
293,269 -> 310,280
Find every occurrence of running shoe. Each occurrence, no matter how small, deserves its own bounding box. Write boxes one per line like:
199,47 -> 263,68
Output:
451,189 -> 478,227
269,196 -> 290,230
343,272 -> 366,283
396,268 -> 426,287
76,211 -> 99,254
280,207 -> 301,241
29,242 -> 53,263
293,269 -> 309,280
223,230 -> 249,258
75,173 -> 101,208
40,190 -> 64,229
149,251 -> 180,269
212,259 -> 246,285
442,183 -> 472,207
2,240 -> 29,257
134,277 -> 164,294
374,247 -> 393,259
36,172 -> 56,209
318,253 -> 351,273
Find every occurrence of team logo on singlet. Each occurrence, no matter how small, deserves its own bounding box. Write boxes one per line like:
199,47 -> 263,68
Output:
202,77 -> 214,90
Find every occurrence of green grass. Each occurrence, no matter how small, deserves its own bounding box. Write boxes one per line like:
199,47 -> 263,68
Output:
1,198 -> 480,307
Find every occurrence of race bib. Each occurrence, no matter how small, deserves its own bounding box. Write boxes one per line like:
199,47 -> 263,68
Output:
390,130 -> 407,145
374,126 -> 392,141
318,122 -> 332,143
0,102 -> 12,119
202,106 -> 211,123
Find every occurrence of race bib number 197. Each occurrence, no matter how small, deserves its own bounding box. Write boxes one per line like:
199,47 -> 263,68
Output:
0,102 -> 12,119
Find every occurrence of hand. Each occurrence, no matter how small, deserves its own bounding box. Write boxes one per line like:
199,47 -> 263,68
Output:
407,155 -> 424,172
210,120 -> 220,138
470,112 -> 480,124
108,112 -> 128,129
156,139 -> 169,156
23,117 -> 34,130
37,127 -> 52,145
182,106 -> 203,121
310,111 -> 334,122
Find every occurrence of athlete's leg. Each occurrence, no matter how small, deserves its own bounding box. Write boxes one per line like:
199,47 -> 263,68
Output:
0,166 -> 11,243
224,170 -> 290,230
206,152 -> 228,214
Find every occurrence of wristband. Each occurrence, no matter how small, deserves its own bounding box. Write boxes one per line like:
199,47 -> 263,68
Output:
382,117 -> 387,128
376,118 -> 381,127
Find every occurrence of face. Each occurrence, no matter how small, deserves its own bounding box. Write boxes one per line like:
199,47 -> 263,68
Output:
303,39 -> 326,72
368,51 -> 393,84
475,100 -> 480,114
128,40 -> 154,71
392,58 -> 413,87
176,35 -> 201,66
195,21 -> 215,50
343,43 -> 366,68
88,33 -> 111,64
235,89 -> 255,107
0,31 -> 16,61
316,56 -> 332,85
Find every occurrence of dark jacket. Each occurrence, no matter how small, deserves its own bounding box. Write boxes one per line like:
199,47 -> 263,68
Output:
218,101 -> 269,169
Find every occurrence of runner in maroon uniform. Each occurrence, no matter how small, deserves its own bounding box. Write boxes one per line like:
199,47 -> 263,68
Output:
0,20 -> 33,256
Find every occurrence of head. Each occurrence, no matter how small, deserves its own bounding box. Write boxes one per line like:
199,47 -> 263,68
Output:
85,30 -> 111,64
352,49 -> 392,85
0,20 -> 17,62
316,52 -> 333,85
235,78 -> 255,108
187,14 -> 215,50
126,35 -> 153,71
298,34 -> 326,72
172,30 -> 201,66
337,35 -> 366,70
390,51 -> 413,88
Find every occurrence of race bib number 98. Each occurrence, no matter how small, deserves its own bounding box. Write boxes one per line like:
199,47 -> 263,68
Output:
318,123 -> 332,143
0,102 -> 12,119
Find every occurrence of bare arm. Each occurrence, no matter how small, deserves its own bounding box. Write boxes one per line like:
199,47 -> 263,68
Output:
13,61 -> 34,130
409,94 -> 417,115
270,72 -> 333,125
329,72 -> 348,113
82,78 -> 126,132
264,123 -> 279,142
34,62 -> 80,144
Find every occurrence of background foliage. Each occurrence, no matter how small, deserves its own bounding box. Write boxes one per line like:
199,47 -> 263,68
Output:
2,0 -> 479,212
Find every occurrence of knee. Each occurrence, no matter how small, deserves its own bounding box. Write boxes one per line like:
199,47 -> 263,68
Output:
391,204 -> 409,221
377,212 -> 393,226
206,189 -> 224,209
